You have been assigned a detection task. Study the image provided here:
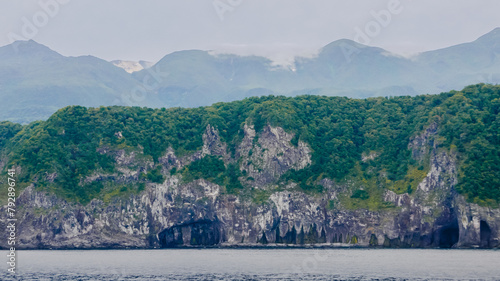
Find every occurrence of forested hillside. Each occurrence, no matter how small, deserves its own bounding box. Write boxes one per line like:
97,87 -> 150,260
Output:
1,84 -> 499,206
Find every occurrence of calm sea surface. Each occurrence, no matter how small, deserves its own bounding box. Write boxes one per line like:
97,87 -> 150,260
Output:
2,249 -> 499,280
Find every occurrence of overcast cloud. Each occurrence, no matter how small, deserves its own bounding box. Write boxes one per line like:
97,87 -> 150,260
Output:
1,0 -> 499,64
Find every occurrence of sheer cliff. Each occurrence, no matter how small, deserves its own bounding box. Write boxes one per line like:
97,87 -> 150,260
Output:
0,84 -> 499,249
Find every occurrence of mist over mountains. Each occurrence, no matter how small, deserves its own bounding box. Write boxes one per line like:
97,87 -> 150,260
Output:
1,28 -> 499,124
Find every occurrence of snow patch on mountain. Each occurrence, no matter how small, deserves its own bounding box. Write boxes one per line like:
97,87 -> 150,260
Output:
111,60 -> 153,73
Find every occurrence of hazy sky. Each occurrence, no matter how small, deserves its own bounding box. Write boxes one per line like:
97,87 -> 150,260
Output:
1,0 -> 500,64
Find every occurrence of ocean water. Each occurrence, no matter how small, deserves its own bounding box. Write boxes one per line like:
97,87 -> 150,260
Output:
2,248 -> 500,280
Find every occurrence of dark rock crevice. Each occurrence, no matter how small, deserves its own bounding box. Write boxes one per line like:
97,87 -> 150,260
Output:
158,219 -> 222,248
436,218 -> 460,248
480,220 -> 492,248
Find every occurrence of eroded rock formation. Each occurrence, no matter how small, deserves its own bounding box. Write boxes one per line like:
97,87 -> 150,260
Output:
1,124 -> 499,249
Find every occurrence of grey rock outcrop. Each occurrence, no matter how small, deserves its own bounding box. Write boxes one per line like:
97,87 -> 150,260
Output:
0,123 -> 498,249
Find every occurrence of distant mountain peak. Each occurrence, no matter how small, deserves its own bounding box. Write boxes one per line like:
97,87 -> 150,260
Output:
475,27 -> 500,43
319,39 -> 387,57
12,39 -> 50,49
1,40 -> 62,59
320,39 -> 367,52
325,38 -> 364,46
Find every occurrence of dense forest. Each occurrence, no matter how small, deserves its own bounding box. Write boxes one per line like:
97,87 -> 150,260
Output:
0,84 -> 499,206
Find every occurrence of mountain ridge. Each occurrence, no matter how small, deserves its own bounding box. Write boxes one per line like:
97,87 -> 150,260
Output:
1,28 -> 499,124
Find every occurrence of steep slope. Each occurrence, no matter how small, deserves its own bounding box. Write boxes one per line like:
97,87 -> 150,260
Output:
416,27 -> 500,92
0,84 -> 498,249
418,27 -> 500,72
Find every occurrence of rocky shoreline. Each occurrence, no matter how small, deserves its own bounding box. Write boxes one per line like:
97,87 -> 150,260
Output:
1,124 -> 499,250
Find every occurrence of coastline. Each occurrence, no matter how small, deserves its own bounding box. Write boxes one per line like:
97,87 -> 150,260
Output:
4,242 -> 496,251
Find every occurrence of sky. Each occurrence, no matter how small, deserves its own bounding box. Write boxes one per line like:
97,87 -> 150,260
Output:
1,0 -> 500,65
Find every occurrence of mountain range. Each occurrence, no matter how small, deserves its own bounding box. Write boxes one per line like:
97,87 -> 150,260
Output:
1,28 -> 499,124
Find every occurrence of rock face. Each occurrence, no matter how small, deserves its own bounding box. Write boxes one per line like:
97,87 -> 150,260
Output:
0,124 -> 499,249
